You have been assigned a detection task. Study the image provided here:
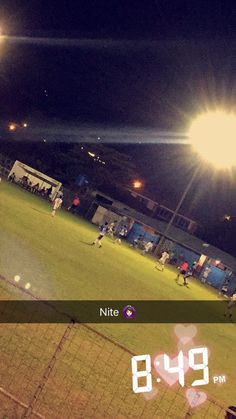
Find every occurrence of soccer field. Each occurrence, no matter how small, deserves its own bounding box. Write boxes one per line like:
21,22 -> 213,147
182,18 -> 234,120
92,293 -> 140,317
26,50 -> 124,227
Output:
0,181 -> 235,416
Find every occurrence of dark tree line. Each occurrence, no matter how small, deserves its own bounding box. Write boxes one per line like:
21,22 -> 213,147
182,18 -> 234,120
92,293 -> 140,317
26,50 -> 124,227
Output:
0,140 -> 139,192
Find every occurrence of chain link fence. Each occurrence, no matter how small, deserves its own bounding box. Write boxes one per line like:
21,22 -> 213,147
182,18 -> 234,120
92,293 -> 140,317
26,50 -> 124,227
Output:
0,275 -> 234,419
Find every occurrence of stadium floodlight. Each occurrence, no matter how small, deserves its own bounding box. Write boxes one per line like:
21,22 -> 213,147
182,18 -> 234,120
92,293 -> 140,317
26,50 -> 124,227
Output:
155,109 -> 236,255
189,110 -> 236,169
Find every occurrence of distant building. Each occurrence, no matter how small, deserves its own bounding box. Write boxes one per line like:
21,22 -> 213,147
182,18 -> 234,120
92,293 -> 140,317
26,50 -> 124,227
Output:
91,189 -> 201,234
90,191 -> 236,295
127,189 -> 200,234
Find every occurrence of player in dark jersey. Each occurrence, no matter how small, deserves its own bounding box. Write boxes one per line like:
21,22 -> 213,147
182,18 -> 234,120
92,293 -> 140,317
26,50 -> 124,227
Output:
183,262 -> 197,286
224,293 -> 236,319
114,226 -> 128,244
176,261 -> 189,283
91,222 -> 108,247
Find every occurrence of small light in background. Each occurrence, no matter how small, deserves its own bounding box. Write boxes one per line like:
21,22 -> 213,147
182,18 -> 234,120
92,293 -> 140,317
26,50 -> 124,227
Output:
224,215 -> 231,221
8,123 -> 17,131
22,122 -> 28,128
133,180 -> 143,189
88,151 -> 95,157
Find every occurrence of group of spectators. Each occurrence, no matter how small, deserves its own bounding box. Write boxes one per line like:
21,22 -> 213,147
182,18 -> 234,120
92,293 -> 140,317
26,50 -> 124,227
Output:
7,172 -> 82,217
8,172 -> 54,200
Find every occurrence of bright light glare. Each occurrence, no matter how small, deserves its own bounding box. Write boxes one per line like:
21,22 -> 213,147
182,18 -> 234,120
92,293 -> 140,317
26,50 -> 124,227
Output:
189,111 -> 236,168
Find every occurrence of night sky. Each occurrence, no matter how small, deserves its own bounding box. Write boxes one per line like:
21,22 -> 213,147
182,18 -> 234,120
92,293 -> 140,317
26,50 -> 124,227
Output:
1,0 -> 236,254
2,0 -> 236,128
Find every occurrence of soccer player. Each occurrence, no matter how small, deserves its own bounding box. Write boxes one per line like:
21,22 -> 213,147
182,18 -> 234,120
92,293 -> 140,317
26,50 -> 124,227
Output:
220,278 -> 230,296
114,225 -> 128,244
130,235 -> 144,248
8,172 -> 16,182
91,222 -> 108,247
68,195 -> 80,213
57,190 -> 63,199
51,196 -> 63,217
107,221 -> 117,238
46,186 -> 53,199
224,293 -> 236,319
176,261 -> 189,282
142,241 -> 154,255
183,261 -> 197,287
155,250 -> 170,271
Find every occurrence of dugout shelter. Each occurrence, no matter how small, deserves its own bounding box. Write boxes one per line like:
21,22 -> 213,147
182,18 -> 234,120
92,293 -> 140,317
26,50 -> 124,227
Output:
8,160 -> 62,201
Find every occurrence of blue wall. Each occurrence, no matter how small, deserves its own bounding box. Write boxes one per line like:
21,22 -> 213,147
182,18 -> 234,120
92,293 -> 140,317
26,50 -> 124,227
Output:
200,263 -> 227,289
127,222 -> 160,244
171,242 -> 200,266
127,223 -> 200,265
127,222 -> 236,294
227,274 -> 236,294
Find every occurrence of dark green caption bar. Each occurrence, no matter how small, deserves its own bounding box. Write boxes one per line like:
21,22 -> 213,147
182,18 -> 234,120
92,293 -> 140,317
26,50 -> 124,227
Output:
0,300 -> 235,323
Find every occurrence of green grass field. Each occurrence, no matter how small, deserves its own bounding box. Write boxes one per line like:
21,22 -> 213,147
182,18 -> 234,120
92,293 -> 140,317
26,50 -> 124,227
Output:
0,180 -> 236,417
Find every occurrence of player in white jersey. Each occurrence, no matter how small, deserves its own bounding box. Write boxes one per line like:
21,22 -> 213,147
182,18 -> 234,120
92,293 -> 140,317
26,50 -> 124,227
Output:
51,197 -> 63,217
155,250 -> 170,271
142,241 -> 154,255
107,221 -> 117,238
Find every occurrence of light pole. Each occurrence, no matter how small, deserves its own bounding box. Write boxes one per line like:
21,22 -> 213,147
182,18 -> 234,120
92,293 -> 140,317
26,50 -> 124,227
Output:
154,166 -> 199,255
154,110 -> 236,255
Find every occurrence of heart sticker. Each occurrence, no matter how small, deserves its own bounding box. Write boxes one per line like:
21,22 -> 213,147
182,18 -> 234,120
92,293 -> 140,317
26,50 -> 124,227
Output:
177,338 -> 196,353
174,324 -> 197,341
186,388 -> 207,408
143,387 -> 158,401
153,354 -> 189,386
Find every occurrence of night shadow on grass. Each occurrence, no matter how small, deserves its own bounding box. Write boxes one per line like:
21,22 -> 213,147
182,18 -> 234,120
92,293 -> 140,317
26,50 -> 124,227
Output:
30,207 -> 50,216
175,278 -> 184,286
154,265 -> 164,272
77,240 -> 93,246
